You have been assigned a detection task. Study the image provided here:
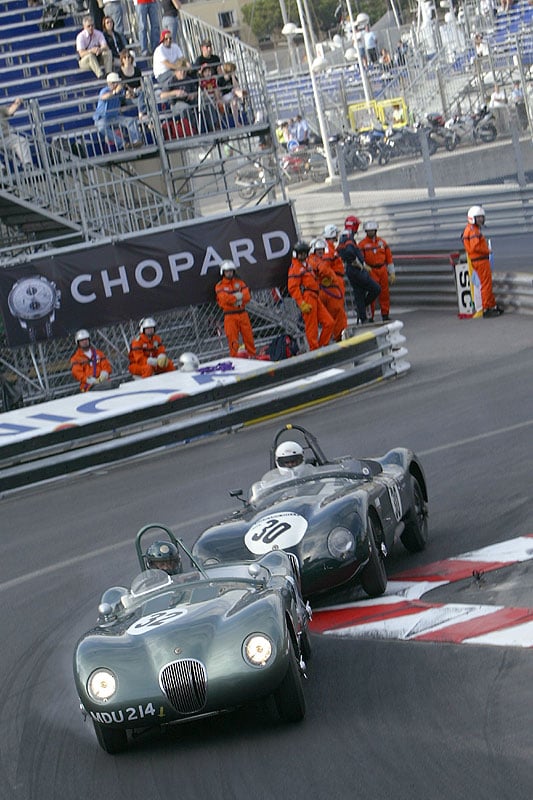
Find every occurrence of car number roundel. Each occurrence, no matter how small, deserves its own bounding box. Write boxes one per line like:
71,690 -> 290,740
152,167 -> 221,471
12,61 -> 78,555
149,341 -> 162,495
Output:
245,512 -> 308,554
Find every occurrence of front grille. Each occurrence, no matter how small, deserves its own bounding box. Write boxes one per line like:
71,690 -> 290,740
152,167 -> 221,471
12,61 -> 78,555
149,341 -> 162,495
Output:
159,659 -> 208,714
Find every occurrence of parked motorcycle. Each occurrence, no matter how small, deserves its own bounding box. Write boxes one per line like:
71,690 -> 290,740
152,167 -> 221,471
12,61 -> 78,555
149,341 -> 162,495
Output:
445,105 -> 497,145
382,123 -> 437,160
235,161 -> 266,199
357,127 -> 390,165
426,112 -> 459,151
341,133 -> 372,172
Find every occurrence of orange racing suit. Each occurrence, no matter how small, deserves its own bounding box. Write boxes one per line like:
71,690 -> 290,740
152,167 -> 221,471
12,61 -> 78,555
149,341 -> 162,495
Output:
128,332 -> 175,378
462,221 -> 496,311
70,345 -> 112,392
215,274 -> 256,357
287,255 -> 334,350
358,234 -> 394,318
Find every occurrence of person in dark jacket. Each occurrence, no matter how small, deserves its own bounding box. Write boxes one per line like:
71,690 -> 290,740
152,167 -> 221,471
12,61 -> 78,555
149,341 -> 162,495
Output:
337,215 -> 380,324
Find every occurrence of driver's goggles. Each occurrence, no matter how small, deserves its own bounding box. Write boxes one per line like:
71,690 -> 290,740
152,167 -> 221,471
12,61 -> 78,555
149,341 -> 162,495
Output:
277,455 -> 304,468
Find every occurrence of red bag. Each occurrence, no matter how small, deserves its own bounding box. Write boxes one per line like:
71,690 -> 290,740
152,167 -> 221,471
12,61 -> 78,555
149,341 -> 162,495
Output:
162,118 -> 194,140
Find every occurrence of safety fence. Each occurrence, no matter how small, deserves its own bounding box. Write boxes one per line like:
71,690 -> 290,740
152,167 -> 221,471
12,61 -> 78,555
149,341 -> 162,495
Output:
0,322 -> 408,491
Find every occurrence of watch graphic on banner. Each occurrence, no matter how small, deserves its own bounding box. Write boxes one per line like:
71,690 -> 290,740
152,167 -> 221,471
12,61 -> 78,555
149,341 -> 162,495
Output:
7,275 -> 61,341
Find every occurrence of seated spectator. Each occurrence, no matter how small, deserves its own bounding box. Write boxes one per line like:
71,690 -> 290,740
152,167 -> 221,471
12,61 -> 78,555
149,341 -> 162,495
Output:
218,62 -> 246,124
379,48 -> 393,74
76,16 -> 112,79
129,317 -> 175,378
193,39 -> 222,76
153,29 -> 184,88
118,50 -> 147,121
198,63 -> 222,130
93,72 -> 143,150
102,15 -> 127,67
160,58 -> 197,116
135,0 -> 160,56
101,1 -> 125,35
0,97 -> 32,168
70,329 -> 113,392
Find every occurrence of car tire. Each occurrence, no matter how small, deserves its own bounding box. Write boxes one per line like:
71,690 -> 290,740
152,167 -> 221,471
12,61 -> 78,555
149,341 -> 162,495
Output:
92,721 -> 128,754
274,644 -> 306,723
299,627 -> 312,663
359,516 -> 387,597
400,475 -> 428,553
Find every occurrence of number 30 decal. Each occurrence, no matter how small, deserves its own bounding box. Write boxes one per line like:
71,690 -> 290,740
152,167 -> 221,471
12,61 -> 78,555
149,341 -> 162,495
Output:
245,512 -> 308,554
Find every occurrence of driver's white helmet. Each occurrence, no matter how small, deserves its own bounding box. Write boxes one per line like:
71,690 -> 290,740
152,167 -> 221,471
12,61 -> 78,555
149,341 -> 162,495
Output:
178,352 -> 200,371
309,238 -> 327,253
275,441 -> 305,476
467,205 -> 485,224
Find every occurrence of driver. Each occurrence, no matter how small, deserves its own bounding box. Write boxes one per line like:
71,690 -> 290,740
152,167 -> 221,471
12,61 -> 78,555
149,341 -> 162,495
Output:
145,541 -> 183,575
275,441 -> 307,477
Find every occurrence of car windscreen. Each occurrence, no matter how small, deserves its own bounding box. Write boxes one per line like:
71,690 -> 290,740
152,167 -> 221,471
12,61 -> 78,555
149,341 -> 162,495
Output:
251,473 -> 358,509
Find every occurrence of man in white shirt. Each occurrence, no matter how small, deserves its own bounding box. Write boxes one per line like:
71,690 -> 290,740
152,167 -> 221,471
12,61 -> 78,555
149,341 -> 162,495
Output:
153,29 -> 184,88
76,16 -> 112,79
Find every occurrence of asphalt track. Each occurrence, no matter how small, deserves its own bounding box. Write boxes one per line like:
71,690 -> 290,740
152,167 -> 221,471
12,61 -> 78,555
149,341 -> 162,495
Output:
1,308 -> 533,800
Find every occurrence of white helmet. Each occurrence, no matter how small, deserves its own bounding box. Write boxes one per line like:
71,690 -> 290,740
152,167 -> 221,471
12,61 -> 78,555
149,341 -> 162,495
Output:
364,220 -> 378,232
467,205 -> 485,224
139,317 -> 157,333
323,224 -> 338,239
309,238 -> 327,253
275,441 -> 305,476
178,352 -> 200,371
220,259 -> 236,275
75,328 -> 90,344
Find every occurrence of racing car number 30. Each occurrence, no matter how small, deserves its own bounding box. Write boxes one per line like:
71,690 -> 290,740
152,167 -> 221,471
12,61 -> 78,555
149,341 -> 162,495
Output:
245,512 -> 308,554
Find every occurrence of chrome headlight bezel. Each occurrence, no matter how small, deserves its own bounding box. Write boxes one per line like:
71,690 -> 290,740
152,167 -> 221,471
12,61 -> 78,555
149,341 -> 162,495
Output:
242,633 -> 274,668
327,526 -> 356,560
87,668 -> 117,703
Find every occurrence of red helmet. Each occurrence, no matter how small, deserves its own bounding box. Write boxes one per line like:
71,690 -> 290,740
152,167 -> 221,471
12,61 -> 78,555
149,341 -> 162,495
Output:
344,215 -> 361,233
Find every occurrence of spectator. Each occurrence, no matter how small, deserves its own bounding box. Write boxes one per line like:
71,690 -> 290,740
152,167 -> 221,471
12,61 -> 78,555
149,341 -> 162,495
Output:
102,15 -> 127,67
218,62 -> 246,124
392,103 -> 406,126
118,50 -> 147,121
85,0 -> 104,30
379,48 -> 393,77
308,236 -> 347,342
101,1 -> 125,35
287,241 -> 334,350
215,260 -> 256,357
160,0 -> 182,45
160,58 -> 197,119
153,29 -> 184,88
337,215 -> 380,325
193,39 -> 222,76
198,63 -> 222,130
93,72 -> 143,150
0,97 -> 32,168
356,27 -> 367,67
294,114 -> 310,146
364,25 -> 378,65
394,39 -> 407,67
473,32 -> 489,59
462,205 -> 503,317
489,83 -> 507,108
135,0 -> 160,56
76,16 -> 112,79
358,220 -> 395,322
510,80 -> 528,130
70,329 -> 113,392
129,317 -> 176,377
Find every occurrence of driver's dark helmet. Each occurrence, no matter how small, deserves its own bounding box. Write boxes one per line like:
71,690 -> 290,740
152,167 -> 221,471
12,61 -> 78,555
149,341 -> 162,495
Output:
145,541 -> 182,575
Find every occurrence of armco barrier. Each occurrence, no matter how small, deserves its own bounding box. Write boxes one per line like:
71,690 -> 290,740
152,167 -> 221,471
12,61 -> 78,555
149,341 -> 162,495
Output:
0,323 -> 408,492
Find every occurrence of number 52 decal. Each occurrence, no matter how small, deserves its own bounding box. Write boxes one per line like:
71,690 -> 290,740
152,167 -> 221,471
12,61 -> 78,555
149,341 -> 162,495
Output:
245,512 -> 308,554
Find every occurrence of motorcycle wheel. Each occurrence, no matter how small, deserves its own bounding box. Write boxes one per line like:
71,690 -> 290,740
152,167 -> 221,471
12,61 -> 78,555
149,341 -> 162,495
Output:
354,151 -> 371,172
445,134 -> 458,152
427,138 -> 438,156
310,168 -> 327,183
238,185 -> 258,200
378,149 -> 391,166
477,125 -> 497,143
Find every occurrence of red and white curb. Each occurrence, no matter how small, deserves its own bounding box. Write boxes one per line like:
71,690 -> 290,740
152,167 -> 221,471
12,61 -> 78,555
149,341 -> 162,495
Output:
310,535 -> 533,648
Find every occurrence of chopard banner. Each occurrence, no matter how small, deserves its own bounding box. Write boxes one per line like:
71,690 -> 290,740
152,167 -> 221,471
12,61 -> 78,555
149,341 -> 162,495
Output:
0,204 -> 298,347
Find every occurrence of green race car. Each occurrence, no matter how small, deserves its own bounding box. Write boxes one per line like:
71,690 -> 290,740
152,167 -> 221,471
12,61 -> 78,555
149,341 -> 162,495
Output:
73,524 -> 312,754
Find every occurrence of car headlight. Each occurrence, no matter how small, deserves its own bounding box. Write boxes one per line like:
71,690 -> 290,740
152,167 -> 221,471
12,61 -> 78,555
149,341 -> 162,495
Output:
87,669 -> 117,702
242,634 -> 273,667
327,527 -> 355,560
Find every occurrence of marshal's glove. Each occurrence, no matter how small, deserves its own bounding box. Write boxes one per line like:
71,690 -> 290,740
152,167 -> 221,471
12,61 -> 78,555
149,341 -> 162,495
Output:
98,370 -> 109,382
234,291 -> 243,303
157,353 -> 169,369
147,357 -> 158,367
387,263 -> 396,284
86,376 -> 97,385
300,301 -> 313,314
